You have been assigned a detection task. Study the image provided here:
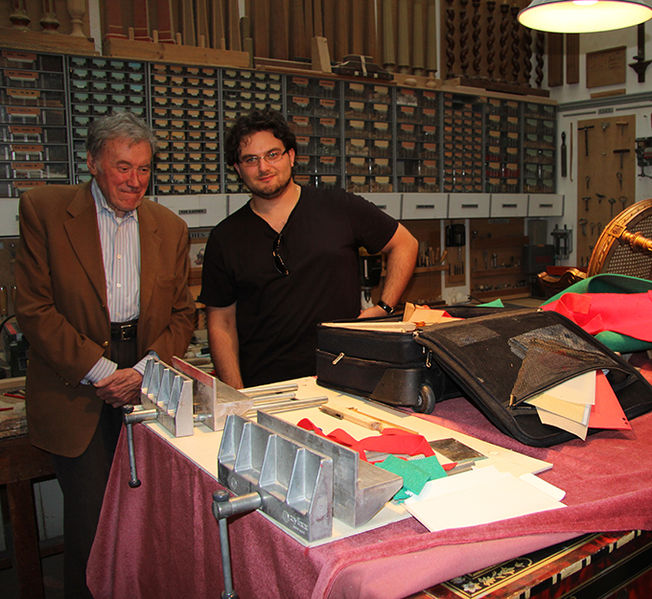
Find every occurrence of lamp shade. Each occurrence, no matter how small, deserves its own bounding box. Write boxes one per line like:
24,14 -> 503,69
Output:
518,0 -> 652,33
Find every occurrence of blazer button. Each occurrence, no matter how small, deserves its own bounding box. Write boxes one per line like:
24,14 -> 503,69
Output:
102,340 -> 109,348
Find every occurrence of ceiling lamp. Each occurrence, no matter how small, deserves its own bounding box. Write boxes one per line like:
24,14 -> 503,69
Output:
518,0 -> 652,33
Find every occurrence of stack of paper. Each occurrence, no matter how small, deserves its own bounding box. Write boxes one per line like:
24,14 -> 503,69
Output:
404,466 -> 566,532
525,370 -> 630,439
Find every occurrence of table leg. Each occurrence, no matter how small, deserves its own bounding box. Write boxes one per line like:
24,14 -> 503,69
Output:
7,479 -> 45,599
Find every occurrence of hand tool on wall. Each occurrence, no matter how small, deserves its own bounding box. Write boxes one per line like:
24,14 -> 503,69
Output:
617,171 -> 623,190
616,121 -> 629,136
619,195 -> 628,210
425,0 -> 437,77
578,125 -> 593,156
569,122 -> 574,181
579,218 -> 587,236
458,0 -> 470,77
561,131 -> 567,177
629,22 -> 651,83
596,192 -> 606,205
608,197 -> 616,217
485,0 -> 496,80
582,196 -> 591,211
614,148 -> 630,169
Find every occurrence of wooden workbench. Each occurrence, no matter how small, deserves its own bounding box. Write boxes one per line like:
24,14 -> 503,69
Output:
1,376 -> 56,599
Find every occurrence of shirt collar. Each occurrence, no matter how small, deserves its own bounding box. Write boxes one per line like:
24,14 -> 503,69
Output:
91,179 -> 139,222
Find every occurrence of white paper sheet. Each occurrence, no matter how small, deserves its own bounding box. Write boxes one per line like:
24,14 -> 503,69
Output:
404,466 -> 566,532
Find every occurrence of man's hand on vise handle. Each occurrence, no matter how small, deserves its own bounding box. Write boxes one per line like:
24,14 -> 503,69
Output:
95,368 -> 143,408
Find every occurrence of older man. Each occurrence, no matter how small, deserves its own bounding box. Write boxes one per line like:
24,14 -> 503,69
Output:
15,112 -> 195,598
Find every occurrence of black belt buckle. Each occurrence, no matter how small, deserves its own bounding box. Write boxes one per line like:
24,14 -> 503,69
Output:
111,321 -> 137,342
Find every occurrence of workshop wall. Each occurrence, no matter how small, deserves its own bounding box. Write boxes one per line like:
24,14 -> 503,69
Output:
548,28 -> 652,267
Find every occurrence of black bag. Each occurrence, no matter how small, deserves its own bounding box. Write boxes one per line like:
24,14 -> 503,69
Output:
413,309 -> 652,446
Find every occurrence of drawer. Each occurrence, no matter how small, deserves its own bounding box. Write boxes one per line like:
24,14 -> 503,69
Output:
196,194 -> 228,227
360,192 -> 402,219
528,193 -> 564,217
0,197 -> 20,236
227,193 -> 250,215
157,194 -> 227,228
448,193 -> 490,218
401,193 -> 448,220
490,193 -> 528,218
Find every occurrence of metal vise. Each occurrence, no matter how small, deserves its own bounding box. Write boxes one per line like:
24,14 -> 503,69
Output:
215,411 -> 403,541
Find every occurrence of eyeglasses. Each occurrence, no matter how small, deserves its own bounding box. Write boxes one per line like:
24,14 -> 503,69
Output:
239,149 -> 287,168
273,232 -> 289,276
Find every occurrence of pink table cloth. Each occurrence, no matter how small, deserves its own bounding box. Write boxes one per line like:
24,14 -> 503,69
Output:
87,396 -> 652,599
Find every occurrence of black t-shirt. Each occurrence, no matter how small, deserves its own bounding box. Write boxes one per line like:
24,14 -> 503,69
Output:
198,186 -> 398,386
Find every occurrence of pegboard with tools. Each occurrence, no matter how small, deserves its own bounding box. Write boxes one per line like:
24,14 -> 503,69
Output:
576,114 -> 636,269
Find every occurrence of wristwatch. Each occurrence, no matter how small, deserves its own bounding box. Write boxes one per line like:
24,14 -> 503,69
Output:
377,300 -> 395,315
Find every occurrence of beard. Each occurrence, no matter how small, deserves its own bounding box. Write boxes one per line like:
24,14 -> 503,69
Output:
245,169 -> 293,200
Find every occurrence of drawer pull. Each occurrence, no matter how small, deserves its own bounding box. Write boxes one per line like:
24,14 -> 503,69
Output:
461,203 -> 478,209
539,203 -> 553,208
179,208 -> 207,215
416,204 -> 435,209
502,203 -> 517,208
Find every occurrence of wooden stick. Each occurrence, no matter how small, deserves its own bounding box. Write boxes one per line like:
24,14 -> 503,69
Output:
347,407 -> 420,434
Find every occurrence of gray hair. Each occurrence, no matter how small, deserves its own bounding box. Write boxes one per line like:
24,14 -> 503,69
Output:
86,111 -> 157,158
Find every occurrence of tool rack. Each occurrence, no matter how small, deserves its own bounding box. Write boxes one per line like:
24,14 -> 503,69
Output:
0,45 -> 558,200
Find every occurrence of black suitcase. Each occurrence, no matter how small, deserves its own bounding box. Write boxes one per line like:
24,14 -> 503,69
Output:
414,308 -> 652,446
315,306 -> 503,413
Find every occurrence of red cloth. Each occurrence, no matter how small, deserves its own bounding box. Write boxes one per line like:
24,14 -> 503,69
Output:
297,418 -> 434,460
542,291 -> 652,340
87,400 -> 652,599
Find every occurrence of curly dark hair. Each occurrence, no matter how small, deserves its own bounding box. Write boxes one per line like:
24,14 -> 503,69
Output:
224,109 -> 297,166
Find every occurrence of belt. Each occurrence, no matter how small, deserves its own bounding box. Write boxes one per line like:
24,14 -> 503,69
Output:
110,320 -> 138,342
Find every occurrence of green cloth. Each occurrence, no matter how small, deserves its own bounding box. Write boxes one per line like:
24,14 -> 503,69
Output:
378,454 -> 447,501
541,273 -> 652,352
477,298 -> 505,308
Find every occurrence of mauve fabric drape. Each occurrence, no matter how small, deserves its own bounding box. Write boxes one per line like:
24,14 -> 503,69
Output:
87,395 -> 652,599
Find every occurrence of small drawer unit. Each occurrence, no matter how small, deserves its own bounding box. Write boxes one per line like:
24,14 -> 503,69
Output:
448,193 -> 490,218
156,194 -> 227,228
490,193 -> 528,218
0,49 -> 69,197
150,63 -> 222,195
396,87 -> 440,194
286,75 -> 343,189
442,93 -> 483,193
0,197 -> 19,236
402,193 -> 448,220
528,193 -> 564,217
360,192 -> 401,220
343,81 -> 393,194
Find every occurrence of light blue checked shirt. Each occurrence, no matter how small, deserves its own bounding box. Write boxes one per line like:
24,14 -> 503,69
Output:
83,180 -> 152,384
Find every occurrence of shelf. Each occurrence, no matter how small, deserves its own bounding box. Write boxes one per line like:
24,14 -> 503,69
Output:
472,267 -> 523,278
472,288 -> 530,300
471,235 -> 528,250
414,265 -> 447,274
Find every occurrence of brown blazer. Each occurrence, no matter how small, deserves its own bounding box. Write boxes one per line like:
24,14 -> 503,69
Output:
15,182 -> 196,457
